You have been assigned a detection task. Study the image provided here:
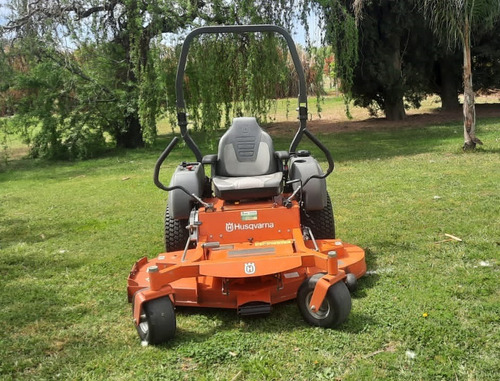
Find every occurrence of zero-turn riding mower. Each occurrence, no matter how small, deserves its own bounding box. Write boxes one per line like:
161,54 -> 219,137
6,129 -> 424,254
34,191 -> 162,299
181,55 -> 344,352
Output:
127,25 -> 366,345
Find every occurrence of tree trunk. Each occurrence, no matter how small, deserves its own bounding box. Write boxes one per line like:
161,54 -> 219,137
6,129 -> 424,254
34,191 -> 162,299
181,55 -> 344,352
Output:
116,113 -> 144,148
462,18 -> 482,150
384,32 -> 406,121
112,16 -> 149,150
384,96 -> 406,120
438,55 -> 460,111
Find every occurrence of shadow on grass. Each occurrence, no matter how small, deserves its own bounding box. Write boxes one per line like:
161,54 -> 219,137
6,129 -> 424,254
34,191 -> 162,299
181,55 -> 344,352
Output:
0,214 -> 87,250
1,256 -> 91,333
347,246 -> 380,300
273,116 -> 500,162
162,304 -> 377,348
1,217 -> 45,248
161,264 -> 380,345
353,274 -> 380,300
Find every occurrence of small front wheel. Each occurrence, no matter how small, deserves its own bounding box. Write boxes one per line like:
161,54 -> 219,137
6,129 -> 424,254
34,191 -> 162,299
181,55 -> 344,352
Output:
135,296 -> 176,345
297,276 -> 351,328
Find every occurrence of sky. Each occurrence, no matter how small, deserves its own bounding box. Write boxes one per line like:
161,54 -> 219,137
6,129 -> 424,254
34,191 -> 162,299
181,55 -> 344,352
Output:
293,9 -> 325,47
0,1 -> 9,27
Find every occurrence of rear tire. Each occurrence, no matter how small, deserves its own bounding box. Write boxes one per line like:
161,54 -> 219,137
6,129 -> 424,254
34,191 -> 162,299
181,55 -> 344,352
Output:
301,193 -> 335,239
297,275 -> 351,328
164,205 -> 189,252
135,297 -> 176,345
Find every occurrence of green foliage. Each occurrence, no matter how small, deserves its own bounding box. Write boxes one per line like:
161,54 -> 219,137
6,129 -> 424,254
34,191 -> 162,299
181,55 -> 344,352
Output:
9,55 -> 106,159
421,0 -> 500,49
1,1 -> 319,159
318,0 -> 446,120
0,118 -> 9,164
4,37 -> 147,159
317,0 -> 358,117
421,0 -> 500,147
137,44 -> 164,145
0,44 -> 14,112
472,18 -> 500,91
168,33 -> 291,137
419,0 -> 500,93
161,1 -> 327,139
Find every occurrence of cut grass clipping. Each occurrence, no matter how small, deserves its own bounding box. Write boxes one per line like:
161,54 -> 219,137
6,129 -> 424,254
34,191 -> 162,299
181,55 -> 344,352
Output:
1,117 -> 499,380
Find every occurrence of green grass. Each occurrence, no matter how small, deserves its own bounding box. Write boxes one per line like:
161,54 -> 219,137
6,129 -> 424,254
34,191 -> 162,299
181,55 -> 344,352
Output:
1,118 -> 499,380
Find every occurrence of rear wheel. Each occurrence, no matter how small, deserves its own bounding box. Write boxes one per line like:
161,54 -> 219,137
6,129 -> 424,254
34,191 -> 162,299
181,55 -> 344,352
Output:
164,205 -> 189,252
301,193 -> 335,239
135,296 -> 176,345
297,275 -> 351,328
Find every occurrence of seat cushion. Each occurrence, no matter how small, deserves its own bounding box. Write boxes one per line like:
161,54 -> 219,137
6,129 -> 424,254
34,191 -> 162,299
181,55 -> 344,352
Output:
212,172 -> 283,200
217,117 -> 277,177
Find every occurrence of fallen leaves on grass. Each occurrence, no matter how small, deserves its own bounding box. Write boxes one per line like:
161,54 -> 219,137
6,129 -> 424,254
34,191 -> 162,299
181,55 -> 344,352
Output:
434,233 -> 463,244
363,342 -> 398,358
406,350 -> 417,360
474,260 -> 493,268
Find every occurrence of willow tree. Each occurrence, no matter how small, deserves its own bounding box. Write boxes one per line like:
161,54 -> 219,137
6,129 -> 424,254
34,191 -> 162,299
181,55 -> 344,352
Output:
422,0 -> 500,150
1,0 -> 206,156
170,33 -> 290,132
1,1 -> 308,159
314,0 -> 358,118
318,0 -> 444,121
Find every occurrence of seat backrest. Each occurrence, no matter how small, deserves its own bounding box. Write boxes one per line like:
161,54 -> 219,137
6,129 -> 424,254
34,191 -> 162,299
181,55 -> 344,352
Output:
216,117 -> 277,177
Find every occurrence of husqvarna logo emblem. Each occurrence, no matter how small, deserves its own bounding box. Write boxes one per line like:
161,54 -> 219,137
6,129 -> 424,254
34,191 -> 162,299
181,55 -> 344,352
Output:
244,262 -> 256,275
225,222 -> 274,232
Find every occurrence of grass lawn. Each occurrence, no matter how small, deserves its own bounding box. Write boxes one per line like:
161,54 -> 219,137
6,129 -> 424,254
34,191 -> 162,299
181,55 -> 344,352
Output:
1,114 -> 499,380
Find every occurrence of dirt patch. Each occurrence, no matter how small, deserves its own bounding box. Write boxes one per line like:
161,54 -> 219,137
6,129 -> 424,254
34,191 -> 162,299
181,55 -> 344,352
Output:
266,103 -> 500,136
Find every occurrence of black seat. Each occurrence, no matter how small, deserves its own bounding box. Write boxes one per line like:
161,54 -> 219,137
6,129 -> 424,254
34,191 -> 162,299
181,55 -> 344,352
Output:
211,117 -> 283,200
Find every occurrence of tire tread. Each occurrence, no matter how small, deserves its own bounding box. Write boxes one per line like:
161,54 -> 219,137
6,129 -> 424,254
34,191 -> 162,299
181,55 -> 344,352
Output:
301,193 -> 335,239
164,206 -> 189,252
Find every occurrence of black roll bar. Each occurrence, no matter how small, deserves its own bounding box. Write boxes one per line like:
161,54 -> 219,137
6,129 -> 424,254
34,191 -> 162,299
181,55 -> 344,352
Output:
175,24 -> 310,159
302,130 -> 334,186
153,136 -> 181,191
156,24 -> 335,193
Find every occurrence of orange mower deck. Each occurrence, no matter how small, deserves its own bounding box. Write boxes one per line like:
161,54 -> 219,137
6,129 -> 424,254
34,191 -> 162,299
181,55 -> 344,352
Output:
128,198 -> 366,325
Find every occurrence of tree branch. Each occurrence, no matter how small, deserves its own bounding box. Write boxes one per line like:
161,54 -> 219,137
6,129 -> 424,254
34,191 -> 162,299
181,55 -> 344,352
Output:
3,0 -> 120,31
43,50 -> 114,97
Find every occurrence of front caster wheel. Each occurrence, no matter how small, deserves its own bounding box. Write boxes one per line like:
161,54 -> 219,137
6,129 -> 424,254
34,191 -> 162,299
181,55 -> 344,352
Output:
135,296 -> 176,345
297,276 -> 351,328
345,273 -> 358,293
